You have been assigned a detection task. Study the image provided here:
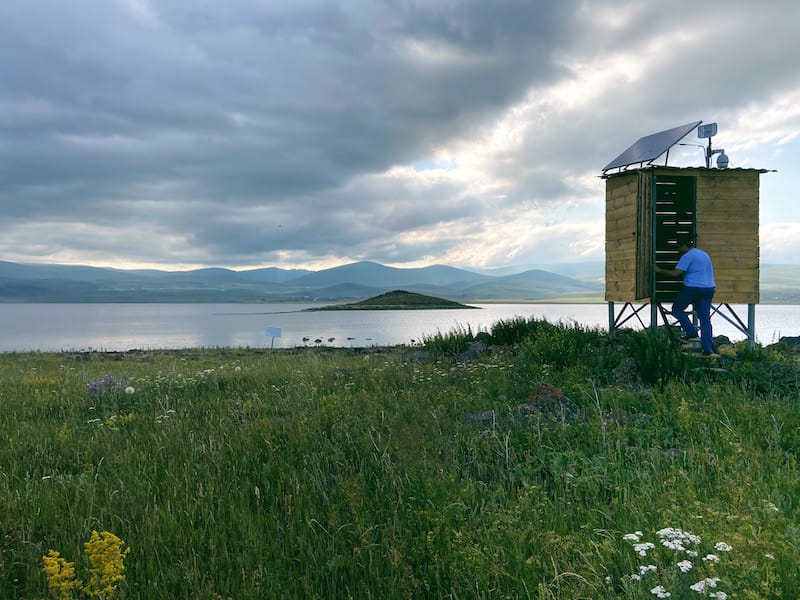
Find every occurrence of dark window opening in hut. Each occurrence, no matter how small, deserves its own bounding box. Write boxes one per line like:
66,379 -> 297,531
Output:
654,175 -> 696,302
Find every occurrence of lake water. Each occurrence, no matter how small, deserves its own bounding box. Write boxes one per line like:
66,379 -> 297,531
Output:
1,303 -> 799,353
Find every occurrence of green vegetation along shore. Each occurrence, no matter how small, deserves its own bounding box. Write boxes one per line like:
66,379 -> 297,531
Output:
2,318 -> 799,598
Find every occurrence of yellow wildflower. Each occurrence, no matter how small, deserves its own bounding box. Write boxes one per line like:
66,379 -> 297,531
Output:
83,530 -> 131,597
42,549 -> 82,600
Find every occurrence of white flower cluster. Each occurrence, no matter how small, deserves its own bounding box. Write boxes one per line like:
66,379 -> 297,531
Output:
657,527 -> 701,551
650,585 -> 671,598
640,564 -> 658,575
677,559 -> 693,573
714,541 -> 733,553
634,542 -> 656,557
623,531 -> 644,542
622,528 -> 732,599
690,577 -> 720,593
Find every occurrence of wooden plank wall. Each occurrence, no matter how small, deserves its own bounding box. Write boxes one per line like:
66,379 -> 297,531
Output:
635,171 -> 653,300
604,168 -> 761,304
605,172 -> 638,302
695,169 -> 760,303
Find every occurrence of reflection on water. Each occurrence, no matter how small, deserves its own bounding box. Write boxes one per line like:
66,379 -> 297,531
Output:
1,303 -> 799,352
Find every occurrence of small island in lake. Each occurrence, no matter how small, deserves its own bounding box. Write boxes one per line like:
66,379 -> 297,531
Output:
308,290 -> 479,311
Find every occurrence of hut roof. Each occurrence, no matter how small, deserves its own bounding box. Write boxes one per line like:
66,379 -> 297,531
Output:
601,165 -> 772,180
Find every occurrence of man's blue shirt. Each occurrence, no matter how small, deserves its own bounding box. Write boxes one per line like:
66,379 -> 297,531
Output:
676,247 -> 715,288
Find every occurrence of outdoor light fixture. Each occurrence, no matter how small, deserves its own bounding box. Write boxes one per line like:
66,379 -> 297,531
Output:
697,123 -> 717,139
696,122 -> 730,168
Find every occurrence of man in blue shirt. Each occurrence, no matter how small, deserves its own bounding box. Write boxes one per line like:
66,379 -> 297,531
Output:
654,236 -> 717,356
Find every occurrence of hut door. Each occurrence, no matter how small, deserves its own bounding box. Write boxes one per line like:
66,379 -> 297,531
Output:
653,175 -> 697,302
635,171 -> 653,300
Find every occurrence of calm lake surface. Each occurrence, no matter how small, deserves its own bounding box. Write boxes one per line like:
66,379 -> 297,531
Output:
1,303 -> 799,353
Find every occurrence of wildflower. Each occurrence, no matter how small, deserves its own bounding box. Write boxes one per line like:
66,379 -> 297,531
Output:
714,541 -> 732,552
83,530 -> 130,597
709,592 -> 727,599
87,375 -> 122,395
657,527 -> 701,546
639,564 -> 658,575
650,585 -> 671,598
690,577 -> 720,593
765,553 -> 775,560
234,366 -> 242,372
661,539 -> 686,551
624,531 -> 644,542
124,386 -> 135,395
42,550 -> 82,600
677,559 -> 693,572
634,542 -> 655,556
702,553 -> 720,563
631,574 -> 641,581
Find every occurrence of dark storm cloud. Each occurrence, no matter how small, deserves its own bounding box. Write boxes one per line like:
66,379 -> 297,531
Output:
1,0 -> 798,267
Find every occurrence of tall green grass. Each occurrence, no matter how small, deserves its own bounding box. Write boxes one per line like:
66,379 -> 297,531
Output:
0,320 -> 798,598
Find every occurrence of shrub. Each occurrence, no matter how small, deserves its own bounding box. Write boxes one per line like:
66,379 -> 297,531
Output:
624,330 -> 692,385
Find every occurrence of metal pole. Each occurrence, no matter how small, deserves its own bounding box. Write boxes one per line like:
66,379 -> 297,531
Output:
608,302 -> 615,337
747,303 -> 756,348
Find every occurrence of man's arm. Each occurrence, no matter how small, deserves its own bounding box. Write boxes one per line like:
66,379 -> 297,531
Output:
654,265 -> 686,277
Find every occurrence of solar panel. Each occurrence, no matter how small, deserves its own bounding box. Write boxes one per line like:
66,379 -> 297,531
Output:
602,120 -> 702,172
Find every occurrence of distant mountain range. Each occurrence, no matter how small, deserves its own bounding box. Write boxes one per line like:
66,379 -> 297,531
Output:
1,260 -> 797,303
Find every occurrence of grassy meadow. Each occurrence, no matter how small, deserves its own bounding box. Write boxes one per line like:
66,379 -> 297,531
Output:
1,317 -> 799,599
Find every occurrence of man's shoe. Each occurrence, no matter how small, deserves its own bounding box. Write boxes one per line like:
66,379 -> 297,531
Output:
680,334 -> 700,343
702,351 -> 721,358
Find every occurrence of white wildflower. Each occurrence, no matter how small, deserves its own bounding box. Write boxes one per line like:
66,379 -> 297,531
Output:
623,531 -> 643,542
690,578 -> 720,593
677,560 -> 693,572
709,592 -> 727,599
703,554 -> 720,563
639,564 -> 657,575
631,574 -> 641,581
650,585 -> 671,598
662,540 -> 686,551
714,542 -> 733,552
765,553 -> 775,560
686,550 -> 698,558
656,527 -> 677,538
124,386 -> 135,395
634,542 -> 656,557
657,527 -> 701,545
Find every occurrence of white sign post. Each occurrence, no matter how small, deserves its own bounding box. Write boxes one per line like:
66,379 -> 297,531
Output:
265,326 -> 282,349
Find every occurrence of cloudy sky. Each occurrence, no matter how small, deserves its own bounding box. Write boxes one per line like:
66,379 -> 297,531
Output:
2,0 -> 798,271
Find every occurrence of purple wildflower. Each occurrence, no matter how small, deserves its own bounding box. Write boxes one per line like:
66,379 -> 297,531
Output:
86,375 -> 122,395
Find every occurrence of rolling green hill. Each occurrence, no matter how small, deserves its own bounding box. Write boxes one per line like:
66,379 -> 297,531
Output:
1,260 -> 798,304
309,290 -> 477,310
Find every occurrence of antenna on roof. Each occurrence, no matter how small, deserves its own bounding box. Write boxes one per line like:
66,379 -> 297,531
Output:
697,122 -> 729,168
